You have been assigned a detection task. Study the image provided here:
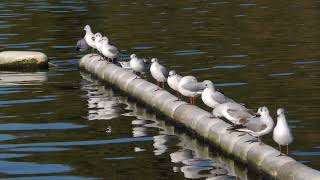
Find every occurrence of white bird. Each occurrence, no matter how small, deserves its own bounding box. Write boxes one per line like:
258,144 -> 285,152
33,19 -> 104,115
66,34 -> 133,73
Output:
273,108 -> 293,155
150,58 -> 168,89
167,70 -> 182,98
212,102 -> 256,125
130,54 -> 146,77
101,36 -> 119,63
178,76 -> 205,104
94,33 -> 103,54
201,80 -> 235,109
83,25 -> 96,53
235,106 -> 274,144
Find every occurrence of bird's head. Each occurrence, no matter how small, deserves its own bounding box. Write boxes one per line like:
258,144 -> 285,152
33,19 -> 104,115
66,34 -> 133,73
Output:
130,54 -> 137,59
277,108 -> 285,116
94,33 -> 102,39
151,58 -> 158,63
84,25 -> 91,31
202,80 -> 214,89
169,70 -> 177,76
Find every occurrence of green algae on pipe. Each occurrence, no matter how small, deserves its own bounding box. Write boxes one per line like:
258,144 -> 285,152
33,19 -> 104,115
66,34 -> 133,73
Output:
0,51 -> 49,70
79,54 -> 320,180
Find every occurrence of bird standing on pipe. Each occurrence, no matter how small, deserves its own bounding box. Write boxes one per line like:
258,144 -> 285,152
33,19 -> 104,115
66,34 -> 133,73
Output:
101,37 -> 119,63
232,106 -> 274,145
212,102 -> 256,125
178,76 -> 205,104
167,70 -> 182,100
130,54 -> 147,78
201,80 -> 236,109
150,58 -> 168,90
273,108 -> 293,155
83,25 -> 96,54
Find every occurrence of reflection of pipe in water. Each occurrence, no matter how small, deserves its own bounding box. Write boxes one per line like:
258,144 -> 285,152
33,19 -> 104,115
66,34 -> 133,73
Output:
80,71 -> 246,179
0,72 -> 47,85
81,73 -> 122,120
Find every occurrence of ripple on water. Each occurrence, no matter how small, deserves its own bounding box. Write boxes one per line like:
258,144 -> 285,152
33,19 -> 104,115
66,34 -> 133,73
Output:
293,60 -> 320,65
0,134 -> 16,141
0,137 -> 153,149
131,45 -> 154,50
223,54 -> 248,58
0,96 -> 56,107
291,151 -> 320,156
0,161 -> 71,175
173,50 -> 208,56
0,123 -> 86,131
0,86 -> 24,95
215,82 -> 247,87
269,72 -> 294,77
9,147 -> 70,152
2,176 -> 94,180
0,153 -> 29,159
105,156 -> 135,160
212,65 -> 246,69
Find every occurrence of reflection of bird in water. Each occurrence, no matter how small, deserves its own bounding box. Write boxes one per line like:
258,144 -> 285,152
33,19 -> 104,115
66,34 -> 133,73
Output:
153,135 -> 170,156
105,126 -> 112,133
132,126 -> 148,137
80,72 -> 122,120
180,165 -> 212,179
170,149 -> 193,163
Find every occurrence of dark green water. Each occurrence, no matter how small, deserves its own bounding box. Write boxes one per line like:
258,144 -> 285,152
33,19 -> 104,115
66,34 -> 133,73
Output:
0,0 -> 320,179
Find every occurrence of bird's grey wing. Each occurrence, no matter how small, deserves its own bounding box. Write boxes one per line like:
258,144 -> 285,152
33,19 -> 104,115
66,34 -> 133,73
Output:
108,46 -> 119,55
76,39 -> 90,51
245,120 -> 267,132
159,65 -> 168,77
227,108 -> 253,120
212,92 -> 232,104
182,82 -> 205,91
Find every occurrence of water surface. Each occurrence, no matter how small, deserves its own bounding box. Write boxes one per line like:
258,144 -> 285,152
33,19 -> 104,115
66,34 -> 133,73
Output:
0,0 -> 320,179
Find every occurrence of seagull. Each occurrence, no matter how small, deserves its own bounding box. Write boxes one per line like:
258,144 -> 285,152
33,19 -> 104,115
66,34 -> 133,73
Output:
76,38 -> 90,52
178,76 -> 205,104
201,80 -> 235,109
94,33 -> 103,54
101,36 -> 120,63
150,58 -> 168,89
273,108 -> 293,155
83,25 -> 96,53
167,70 -> 182,99
212,102 -> 256,125
130,54 -> 147,78
234,106 -> 274,144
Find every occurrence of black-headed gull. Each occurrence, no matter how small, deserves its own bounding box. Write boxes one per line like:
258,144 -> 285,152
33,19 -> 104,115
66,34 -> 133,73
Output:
273,108 -> 293,155
167,70 -> 182,99
178,76 -> 205,104
150,58 -> 168,89
201,80 -> 235,109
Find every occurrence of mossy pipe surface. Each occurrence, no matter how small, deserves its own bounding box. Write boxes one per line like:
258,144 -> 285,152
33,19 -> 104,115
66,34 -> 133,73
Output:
79,54 -> 320,180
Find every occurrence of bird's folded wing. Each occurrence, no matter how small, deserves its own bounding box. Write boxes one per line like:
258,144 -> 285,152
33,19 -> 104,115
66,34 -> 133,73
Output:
182,82 -> 205,91
245,120 -> 267,132
108,46 -> 119,54
227,108 -> 253,119
212,92 -> 231,104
